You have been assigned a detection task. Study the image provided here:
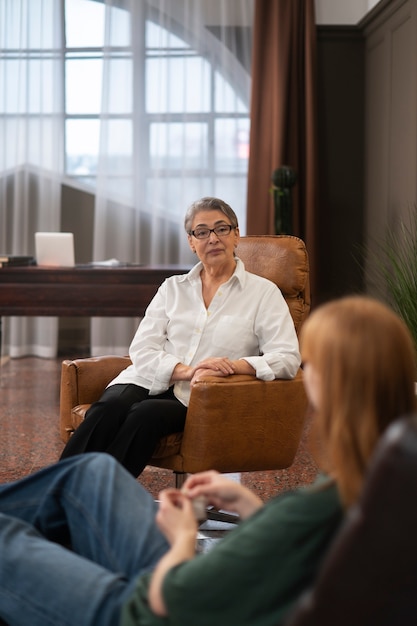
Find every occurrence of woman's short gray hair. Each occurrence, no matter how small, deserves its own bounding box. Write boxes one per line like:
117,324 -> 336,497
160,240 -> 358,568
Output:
184,197 -> 239,233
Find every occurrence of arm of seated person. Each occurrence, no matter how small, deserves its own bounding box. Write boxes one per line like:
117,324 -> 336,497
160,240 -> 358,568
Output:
148,489 -> 198,616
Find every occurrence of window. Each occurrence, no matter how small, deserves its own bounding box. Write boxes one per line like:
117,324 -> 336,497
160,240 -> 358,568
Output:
1,0 -> 251,229
64,0 -> 251,226
64,0 -> 133,190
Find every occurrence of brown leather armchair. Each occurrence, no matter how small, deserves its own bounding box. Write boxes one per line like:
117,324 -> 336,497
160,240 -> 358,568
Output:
60,235 -> 310,487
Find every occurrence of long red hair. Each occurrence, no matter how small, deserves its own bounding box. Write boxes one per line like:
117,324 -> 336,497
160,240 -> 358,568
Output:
300,296 -> 417,506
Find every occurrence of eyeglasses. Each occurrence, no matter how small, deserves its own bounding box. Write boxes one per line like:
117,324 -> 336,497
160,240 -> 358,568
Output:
190,224 -> 235,240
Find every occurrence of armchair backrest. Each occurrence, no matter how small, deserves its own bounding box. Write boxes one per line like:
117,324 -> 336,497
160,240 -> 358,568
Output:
236,235 -> 310,333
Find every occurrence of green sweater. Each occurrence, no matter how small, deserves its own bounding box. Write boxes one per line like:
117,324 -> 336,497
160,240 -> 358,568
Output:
121,477 -> 342,626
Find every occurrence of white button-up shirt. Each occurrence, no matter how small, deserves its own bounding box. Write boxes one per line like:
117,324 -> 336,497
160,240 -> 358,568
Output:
109,258 -> 301,406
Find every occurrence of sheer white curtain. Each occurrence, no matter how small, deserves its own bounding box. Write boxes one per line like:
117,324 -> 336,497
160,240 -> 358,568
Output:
91,0 -> 253,354
0,0 -> 63,357
0,0 -> 252,358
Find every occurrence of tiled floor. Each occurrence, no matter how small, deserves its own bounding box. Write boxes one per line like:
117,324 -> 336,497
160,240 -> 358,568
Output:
0,356 -> 319,504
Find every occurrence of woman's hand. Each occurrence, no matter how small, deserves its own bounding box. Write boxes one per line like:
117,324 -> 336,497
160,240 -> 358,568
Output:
194,356 -> 237,375
171,357 -> 255,385
149,488 -> 198,616
182,470 -> 264,520
170,357 -> 234,384
190,358 -> 235,387
190,366 -> 227,386
156,488 -> 198,546
190,357 -> 256,386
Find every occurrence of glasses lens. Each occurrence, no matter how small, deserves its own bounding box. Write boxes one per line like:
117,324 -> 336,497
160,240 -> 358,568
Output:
194,229 -> 209,239
215,225 -> 232,236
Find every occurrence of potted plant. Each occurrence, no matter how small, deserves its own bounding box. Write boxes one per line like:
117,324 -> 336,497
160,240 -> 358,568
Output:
364,204 -> 417,351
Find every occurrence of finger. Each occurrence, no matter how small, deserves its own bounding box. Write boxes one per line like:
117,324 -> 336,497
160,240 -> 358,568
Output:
216,358 -> 235,374
158,487 -> 180,501
183,471 -> 218,490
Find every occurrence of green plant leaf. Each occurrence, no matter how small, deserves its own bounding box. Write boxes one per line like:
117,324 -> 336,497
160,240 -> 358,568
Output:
365,205 -> 417,350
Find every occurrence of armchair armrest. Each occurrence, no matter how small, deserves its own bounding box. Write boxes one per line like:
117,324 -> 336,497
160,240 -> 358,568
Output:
60,355 -> 131,442
178,369 -> 308,474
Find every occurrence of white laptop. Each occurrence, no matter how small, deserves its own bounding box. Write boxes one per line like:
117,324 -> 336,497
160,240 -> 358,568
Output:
35,232 -> 75,267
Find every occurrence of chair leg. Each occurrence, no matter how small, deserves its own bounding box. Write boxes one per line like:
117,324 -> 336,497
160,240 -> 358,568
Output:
174,472 -> 187,489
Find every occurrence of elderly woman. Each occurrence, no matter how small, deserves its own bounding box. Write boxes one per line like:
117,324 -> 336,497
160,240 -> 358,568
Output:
60,196 -> 301,476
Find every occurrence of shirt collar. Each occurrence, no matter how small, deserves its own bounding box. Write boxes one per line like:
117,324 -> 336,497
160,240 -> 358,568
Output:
185,257 -> 246,288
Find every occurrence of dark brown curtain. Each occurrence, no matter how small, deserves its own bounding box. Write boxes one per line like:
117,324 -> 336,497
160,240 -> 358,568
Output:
246,0 -> 318,299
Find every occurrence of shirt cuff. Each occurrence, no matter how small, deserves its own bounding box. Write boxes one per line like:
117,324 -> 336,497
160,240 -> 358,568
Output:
240,357 -> 275,381
149,355 -> 181,394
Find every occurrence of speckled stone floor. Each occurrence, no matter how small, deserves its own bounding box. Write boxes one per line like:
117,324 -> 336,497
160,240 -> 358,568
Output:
0,356 -> 319,502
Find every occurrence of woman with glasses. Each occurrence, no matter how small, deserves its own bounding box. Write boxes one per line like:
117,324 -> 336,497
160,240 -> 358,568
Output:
60,196 -> 300,476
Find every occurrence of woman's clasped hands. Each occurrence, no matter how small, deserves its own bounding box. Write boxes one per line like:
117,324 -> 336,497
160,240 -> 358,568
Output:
189,356 -> 256,387
190,356 -> 237,386
156,470 -> 264,547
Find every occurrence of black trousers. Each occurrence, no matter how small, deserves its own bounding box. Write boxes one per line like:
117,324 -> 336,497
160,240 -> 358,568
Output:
59,384 -> 187,477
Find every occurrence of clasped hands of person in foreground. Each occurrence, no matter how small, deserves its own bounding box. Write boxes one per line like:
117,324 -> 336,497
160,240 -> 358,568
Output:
158,470 -> 264,534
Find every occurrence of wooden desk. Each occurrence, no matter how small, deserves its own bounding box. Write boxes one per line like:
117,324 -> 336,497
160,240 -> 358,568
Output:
0,265 -> 191,317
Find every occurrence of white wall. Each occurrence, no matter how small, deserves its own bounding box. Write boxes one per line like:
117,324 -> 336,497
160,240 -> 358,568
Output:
315,0 -> 381,24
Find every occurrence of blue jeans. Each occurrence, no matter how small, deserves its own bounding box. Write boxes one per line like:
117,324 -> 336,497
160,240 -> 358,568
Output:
0,454 -> 169,626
